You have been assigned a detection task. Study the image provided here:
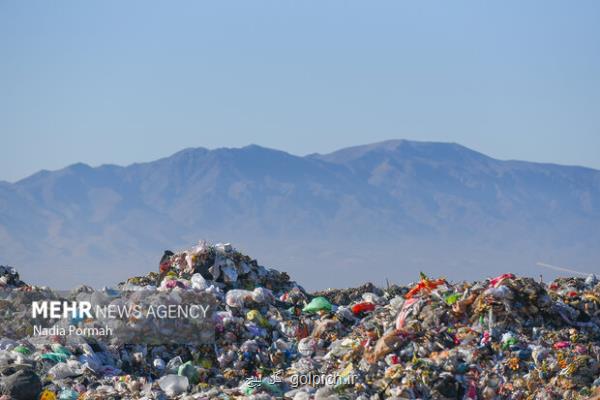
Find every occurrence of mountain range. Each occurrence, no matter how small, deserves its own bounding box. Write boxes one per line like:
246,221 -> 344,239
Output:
1,139 -> 599,289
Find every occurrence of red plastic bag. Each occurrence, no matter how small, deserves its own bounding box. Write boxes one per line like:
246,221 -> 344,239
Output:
351,302 -> 376,315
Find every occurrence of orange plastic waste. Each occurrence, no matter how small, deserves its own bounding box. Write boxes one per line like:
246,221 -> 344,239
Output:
405,272 -> 447,299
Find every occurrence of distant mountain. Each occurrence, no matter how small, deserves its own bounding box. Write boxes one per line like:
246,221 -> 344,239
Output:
1,140 -> 599,289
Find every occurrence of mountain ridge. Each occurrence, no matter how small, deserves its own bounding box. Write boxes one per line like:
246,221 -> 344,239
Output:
12,140 -> 600,186
1,139 -> 599,289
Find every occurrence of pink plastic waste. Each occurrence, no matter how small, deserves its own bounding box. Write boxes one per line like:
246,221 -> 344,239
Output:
395,298 -> 419,330
553,341 -> 570,350
488,273 -> 515,288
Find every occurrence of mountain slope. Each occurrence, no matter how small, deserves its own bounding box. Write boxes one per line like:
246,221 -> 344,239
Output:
1,140 -> 599,289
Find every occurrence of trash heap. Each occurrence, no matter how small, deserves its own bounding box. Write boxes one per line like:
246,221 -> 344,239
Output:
1,243 -> 600,399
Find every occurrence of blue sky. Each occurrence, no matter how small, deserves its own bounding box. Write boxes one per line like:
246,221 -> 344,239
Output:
1,1 -> 599,182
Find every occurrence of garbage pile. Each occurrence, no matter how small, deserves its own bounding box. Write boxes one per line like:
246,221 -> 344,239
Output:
1,243 -> 600,399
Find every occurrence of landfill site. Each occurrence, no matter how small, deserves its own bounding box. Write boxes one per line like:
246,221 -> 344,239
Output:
0,241 -> 599,400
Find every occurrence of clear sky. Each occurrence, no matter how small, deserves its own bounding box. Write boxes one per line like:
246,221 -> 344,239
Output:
1,1 -> 599,182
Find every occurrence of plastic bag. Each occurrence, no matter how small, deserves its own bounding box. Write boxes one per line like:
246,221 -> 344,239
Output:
158,374 -> 189,396
303,296 -> 332,313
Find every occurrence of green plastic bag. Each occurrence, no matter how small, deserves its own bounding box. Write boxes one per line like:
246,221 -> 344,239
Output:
41,352 -> 68,363
444,293 -> 461,305
13,345 -> 31,355
51,344 -> 71,357
303,296 -> 332,313
178,361 -> 200,384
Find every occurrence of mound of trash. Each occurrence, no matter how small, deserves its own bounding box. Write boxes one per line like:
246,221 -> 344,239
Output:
1,243 -> 600,399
